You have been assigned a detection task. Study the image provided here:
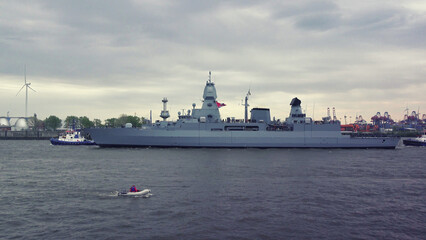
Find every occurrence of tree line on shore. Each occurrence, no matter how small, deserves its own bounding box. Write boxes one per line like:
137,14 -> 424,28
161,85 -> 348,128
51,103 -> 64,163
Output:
32,114 -> 148,130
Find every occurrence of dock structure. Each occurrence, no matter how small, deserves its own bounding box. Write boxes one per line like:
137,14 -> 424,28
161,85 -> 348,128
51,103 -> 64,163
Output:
0,130 -> 62,140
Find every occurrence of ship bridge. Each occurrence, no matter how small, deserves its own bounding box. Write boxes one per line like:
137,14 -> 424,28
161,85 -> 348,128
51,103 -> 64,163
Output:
191,72 -> 221,123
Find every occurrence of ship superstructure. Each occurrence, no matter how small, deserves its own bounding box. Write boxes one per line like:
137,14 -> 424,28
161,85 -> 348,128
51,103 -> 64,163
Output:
85,72 -> 400,148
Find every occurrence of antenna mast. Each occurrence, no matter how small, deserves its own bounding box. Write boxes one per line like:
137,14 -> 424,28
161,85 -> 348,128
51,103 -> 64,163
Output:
244,89 -> 251,123
160,98 -> 170,121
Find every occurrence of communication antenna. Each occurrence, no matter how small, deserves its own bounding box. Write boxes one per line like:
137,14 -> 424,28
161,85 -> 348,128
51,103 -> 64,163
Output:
160,97 -> 170,121
16,65 -> 37,119
244,88 -> 251,123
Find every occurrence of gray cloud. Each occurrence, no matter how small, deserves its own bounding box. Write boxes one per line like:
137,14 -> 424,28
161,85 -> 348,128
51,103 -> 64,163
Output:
1,0 -> 425,122
294,13 -> 341,31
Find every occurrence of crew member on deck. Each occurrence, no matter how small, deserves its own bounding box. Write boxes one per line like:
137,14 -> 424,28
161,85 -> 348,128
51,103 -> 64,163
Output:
130,185 -> 138,192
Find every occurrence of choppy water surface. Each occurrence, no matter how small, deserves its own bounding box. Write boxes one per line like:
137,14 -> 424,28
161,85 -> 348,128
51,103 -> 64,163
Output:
0,141 -> 425,239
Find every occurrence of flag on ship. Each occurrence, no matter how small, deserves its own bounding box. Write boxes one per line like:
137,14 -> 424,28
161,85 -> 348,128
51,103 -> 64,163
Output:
216,101 -> 226,108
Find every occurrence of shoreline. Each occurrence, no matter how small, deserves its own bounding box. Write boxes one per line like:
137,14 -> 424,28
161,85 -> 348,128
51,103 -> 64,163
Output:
0,130 -> 62,140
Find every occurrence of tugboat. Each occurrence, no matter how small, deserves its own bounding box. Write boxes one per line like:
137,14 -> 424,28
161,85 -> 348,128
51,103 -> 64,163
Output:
403,135 -> 426,146
50,123 -> 95,145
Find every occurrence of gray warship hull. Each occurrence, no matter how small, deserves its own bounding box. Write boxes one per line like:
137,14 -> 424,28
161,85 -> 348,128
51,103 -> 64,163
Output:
86,123 -> 399,148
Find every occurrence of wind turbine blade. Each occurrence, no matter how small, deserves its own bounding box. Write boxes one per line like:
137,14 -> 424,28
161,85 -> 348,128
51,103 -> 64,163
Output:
28,85 -> 37,92
16,85 -> 25,96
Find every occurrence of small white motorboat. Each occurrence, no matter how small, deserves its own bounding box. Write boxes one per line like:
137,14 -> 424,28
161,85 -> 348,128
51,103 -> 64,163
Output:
118,189 -> 151,197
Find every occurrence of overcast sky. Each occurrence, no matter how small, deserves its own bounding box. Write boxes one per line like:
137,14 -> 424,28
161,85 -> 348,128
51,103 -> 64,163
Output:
1,0 -> 425,123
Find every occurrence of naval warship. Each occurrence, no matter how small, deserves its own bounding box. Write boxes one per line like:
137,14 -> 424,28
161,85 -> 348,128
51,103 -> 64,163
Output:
85,72 -> 400,148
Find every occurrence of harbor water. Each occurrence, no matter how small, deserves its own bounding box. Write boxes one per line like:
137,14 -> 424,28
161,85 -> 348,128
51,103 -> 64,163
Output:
0,141 -> 425,239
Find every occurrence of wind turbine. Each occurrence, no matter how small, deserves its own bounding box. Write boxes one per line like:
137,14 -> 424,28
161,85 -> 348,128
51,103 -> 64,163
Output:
16,65 -> 36,119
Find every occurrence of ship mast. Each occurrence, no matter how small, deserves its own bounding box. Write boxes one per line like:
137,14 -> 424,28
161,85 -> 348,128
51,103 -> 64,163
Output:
244,89 -> 251,123
160,98 -> 170,121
